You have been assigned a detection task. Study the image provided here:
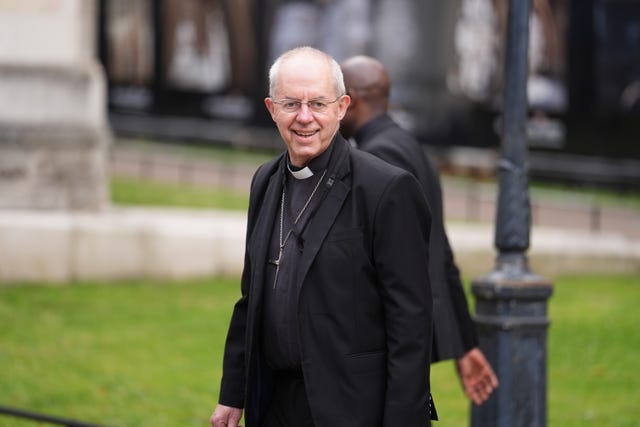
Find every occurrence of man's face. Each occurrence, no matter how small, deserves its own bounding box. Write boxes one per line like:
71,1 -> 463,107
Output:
265,55 -> 350,167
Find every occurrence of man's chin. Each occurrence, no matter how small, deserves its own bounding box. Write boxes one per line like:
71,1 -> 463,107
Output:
290,144 -> 327,165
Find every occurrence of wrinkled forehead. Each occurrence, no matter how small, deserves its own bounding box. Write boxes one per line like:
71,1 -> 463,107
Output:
274,55 -> 336,99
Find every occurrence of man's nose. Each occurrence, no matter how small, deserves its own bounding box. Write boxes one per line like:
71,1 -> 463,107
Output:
296,104 -> 314,122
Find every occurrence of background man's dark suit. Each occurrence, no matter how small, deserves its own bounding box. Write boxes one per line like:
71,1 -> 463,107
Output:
219,136 -> 434,426
340,56 -> 497,407
351,114 -> 476,360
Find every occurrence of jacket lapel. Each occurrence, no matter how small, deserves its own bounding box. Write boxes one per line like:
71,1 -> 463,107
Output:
295,137 -> 351,290
248,158 -> 285,307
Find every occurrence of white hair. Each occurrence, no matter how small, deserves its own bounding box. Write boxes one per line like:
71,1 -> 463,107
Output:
268,46 -> 346,98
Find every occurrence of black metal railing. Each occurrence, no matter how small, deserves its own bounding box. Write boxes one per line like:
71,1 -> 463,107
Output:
0,405 -> 107,427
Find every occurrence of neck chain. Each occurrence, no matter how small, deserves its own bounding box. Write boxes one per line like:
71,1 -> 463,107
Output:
270,169 -> 327,289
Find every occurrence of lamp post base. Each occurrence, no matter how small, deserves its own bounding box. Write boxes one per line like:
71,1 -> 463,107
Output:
471,252 -> 553,427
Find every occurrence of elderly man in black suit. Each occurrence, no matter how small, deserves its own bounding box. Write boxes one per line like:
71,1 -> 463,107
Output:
210,47 -> 435,427
340,55 -> 498,407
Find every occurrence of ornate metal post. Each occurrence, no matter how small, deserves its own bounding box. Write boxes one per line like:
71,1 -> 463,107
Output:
470,0 -> 554,426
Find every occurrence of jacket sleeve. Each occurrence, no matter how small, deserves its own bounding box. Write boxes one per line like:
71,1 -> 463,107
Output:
373,172 -> 433,425
443,232 -> 479,352
218,165 -> 265,408
218,249 -> 250,408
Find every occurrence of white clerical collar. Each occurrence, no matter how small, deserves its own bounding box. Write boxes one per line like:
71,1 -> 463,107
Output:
287,162 -> 314,180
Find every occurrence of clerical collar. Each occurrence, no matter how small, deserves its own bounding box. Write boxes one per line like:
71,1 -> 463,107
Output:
286,141 -> 334,180
287,162 -> 314,179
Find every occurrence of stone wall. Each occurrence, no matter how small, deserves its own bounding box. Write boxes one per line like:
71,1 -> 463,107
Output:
0,0 -> 109,211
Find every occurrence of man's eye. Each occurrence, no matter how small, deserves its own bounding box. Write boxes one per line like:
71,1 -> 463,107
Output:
283,101 -> 298,109
311,101 -> 326,109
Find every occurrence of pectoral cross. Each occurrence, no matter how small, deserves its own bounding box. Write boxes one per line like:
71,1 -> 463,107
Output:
269,169 -> 325,291
269,245 -> 284,289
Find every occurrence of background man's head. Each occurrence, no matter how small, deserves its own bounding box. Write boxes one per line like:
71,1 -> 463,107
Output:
265,47 -> 351,167
340,55 -> 391,139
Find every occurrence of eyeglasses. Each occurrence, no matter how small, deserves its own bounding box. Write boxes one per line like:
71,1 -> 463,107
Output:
272,97 -> 341,113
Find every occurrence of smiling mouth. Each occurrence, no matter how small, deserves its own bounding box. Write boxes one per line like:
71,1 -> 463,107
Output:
294,130 -> 318,138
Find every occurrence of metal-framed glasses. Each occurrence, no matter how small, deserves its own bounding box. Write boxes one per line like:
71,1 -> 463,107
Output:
272,97 -> 341,113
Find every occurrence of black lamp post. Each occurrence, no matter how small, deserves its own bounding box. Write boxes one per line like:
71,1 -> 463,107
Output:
470,0 -> 554,426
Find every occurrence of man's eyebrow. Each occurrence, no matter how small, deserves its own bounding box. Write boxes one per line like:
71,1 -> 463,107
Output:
280,96 -> 331,101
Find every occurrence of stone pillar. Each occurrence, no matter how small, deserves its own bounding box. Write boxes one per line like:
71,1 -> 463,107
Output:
0,0 -> 109,210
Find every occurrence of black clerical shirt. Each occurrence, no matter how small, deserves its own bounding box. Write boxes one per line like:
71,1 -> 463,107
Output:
262,143 -> 333,371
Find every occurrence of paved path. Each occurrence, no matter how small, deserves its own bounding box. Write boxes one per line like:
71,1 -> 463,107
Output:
1,204 -> 637,283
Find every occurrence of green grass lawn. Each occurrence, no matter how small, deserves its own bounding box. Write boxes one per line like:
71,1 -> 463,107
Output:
1,275 -> 638,426
0,278 -> 238,427
430,274 -> 640,427
110,174 -> 640,213
110,176 -> 249,211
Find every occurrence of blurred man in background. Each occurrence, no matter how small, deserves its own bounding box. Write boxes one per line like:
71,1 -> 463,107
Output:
341,55 -> 498,407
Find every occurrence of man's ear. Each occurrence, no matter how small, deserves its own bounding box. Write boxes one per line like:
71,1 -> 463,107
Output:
337,94 -> 351,120
264,97 -> 277,120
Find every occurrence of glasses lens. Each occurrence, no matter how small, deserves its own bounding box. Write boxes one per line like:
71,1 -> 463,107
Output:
282,101 -> 299,112
277,98 -> 336,113
309,101 -> 327,112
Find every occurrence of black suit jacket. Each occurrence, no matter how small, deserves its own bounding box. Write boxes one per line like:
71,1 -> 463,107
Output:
219,136 -> 434,426
353,114 -> 478,362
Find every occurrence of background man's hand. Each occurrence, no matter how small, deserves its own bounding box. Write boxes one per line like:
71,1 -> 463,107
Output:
455,347 -> 499,405
210,404 -> 243,427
